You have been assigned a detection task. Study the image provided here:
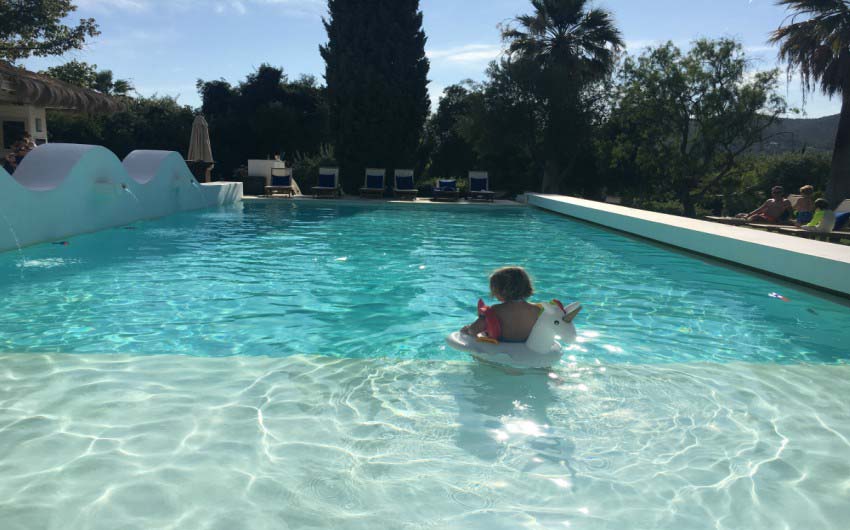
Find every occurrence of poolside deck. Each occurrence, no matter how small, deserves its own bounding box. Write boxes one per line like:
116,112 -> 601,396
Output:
526,194 -> 850,297
243,195 -> 520,206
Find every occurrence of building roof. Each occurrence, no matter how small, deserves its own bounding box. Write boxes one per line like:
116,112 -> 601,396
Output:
0,61 -> 125,114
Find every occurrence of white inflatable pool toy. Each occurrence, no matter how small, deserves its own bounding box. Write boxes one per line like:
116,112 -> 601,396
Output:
446,300 -> 582,369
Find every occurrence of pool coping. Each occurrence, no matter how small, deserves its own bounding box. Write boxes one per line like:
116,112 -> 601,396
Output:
527,194 -> 850,298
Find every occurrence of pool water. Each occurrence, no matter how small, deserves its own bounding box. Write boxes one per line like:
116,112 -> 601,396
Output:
1,201 -> 849,530
0,201 -> 848,363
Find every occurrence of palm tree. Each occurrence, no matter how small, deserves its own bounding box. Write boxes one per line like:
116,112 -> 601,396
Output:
770,0 -> 850,206
503,0 -> 623,193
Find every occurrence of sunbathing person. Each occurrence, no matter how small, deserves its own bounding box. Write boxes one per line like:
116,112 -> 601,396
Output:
802,199 -> 836,234
2,153 -> 16,174
794,185 -> 815,226
740,186 -> 793,223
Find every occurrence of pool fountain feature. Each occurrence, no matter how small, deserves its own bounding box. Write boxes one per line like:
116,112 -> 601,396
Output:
121,183 -> 141,204
0,144 -> 242,253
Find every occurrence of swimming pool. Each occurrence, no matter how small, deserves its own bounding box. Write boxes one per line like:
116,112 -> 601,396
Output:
1,201 -> 849,529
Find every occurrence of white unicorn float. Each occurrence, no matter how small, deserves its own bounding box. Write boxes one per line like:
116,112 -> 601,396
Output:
446,299 -> 582,369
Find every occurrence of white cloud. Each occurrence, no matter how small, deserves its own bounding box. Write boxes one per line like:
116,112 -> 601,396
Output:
428,81 -> 446,111
623,39 -> 660,52
75,0 -> 149,12
75,0 -> 324,17
745,44 -> 776,55
427,44 -> 502,66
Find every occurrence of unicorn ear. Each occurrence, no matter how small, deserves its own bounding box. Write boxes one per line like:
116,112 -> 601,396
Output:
562,302 -> 582,323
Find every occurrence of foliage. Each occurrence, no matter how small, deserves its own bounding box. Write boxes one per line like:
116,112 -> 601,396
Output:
457,63 -> 544,194
292,144 -> 337,192
42,59 -> 134,95
770,0 -> 850,206
47,96 -> 194,158
321,0 -> 430,193
0,0 -> 98,62
420,83 -> 480,180
197,64 -> 330,181
501,0 -> 623,192
740,150 -> 831,195
602,39 -> 787,216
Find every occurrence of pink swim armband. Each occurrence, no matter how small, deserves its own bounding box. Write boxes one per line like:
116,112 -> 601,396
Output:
477,299 -> 502,342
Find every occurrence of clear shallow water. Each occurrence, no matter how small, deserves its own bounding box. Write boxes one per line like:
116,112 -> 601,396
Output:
1,353 -> 848,530
0,201 -> 848,363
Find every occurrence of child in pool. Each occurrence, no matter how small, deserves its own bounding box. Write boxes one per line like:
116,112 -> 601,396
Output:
461,267 -> 544,343
794,185 -> 815,226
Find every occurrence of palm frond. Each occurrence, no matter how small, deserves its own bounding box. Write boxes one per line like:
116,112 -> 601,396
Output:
770,0 -> 850,95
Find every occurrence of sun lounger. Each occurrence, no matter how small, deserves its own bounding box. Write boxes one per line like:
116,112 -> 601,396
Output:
313,167 -> 341,198
360,168 -> 386,199
748,223 -> 789,232
704,216 -> 750,226
467,171 -> 495,202
432,179 -> 460,201
265,167 -> 294,197
776,226 -> 850,243
393,169 -> 417,200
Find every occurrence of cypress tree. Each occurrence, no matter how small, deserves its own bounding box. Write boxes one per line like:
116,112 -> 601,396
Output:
321,0 -> 430,193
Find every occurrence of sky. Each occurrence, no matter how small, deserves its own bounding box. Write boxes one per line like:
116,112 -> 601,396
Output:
22,0 -> 841,118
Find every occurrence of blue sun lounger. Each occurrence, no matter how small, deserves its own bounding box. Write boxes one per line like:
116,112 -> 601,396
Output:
467,171 -> 494,202
393,169 -> 417,200
432,178 -> 459,201
265,167 -> 294,197
313,167 -> 341,198
361,168 -> 386,198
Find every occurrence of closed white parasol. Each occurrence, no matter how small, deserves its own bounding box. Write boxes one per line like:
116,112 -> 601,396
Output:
187,115 -> 214,182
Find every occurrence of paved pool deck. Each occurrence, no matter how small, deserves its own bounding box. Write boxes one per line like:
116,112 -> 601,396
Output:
526,194 -> 850,297
243,195 -> 521,206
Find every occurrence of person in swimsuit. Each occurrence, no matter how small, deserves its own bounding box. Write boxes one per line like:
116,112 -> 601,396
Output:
2,153 -> 16,174
743,186 -> 793,223
794,185 -> 815,226
461,267 -> 542,343
802,199 -> 837,233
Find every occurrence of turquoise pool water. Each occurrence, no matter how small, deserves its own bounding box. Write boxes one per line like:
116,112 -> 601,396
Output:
2,201 -> 850,530
0,201 -> 848,363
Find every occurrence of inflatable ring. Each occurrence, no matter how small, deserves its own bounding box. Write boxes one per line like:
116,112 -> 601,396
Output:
446,300 -> 581,369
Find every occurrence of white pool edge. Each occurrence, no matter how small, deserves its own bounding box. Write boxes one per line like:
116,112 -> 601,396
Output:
527,194 -> 850,297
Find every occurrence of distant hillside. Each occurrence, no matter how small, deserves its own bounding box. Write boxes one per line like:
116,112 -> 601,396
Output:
756,114 -> 838,154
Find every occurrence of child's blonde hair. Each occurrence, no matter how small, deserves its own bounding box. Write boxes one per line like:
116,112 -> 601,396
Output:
490,267 -> 534,301
800,185 -> 814,195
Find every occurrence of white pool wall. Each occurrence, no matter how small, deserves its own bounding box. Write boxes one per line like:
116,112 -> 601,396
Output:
527,194 -> 850,296
0,144 -> 242,252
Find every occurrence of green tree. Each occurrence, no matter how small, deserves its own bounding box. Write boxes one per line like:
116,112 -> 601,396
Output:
321,0 -> 430,193
422,83 -> 480,180
502,0 -> 623,192
43,60 -> 134,96
0,0 -> 98,62
770,0 -> 850,206
606,39 -> 786,216
197,65 -> 330,180
47,96 -> 194,158
458,63 -> 544,194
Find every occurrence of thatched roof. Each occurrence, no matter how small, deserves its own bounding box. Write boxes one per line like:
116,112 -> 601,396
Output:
0,61 -> 125,114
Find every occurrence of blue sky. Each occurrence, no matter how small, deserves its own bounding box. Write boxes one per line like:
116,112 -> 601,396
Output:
23,0 -> 840,117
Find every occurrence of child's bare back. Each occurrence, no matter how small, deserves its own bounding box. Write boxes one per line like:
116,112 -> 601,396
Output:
490,301 -> 540,342
462,267 -> 541,343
